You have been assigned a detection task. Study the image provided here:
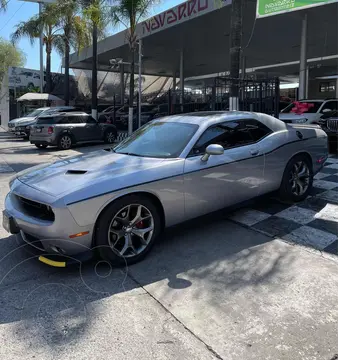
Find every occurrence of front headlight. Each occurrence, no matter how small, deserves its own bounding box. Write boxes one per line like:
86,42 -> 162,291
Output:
26,125 -> 31,129
295,118 -> 307,124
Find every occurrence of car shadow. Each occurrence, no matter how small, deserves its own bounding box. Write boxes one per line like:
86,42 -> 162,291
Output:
0,205 -> 297,351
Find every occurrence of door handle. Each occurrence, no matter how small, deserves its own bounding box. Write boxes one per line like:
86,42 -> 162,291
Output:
250,149 -> 259,156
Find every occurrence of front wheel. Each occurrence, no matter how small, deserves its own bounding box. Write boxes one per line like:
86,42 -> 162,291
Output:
95,195 -> 161,266
35,144 -> 48,149
104,130 -> 116,144
279,154 -> 313,203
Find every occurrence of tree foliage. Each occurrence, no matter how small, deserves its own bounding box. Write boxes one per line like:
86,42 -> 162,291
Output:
109,0 -> 157,128
0,37 -> 25,85
0,0 -> 7,12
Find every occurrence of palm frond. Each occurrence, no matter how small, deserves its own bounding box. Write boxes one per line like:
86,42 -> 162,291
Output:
52,34 -> 65,55
11,19 -> 40,46
0,0 -> 7,12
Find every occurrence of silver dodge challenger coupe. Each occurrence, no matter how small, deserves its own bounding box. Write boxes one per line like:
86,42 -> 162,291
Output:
3,111 -> 328,267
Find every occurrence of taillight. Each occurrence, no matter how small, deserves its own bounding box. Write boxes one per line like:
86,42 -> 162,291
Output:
48,126 -> 54,134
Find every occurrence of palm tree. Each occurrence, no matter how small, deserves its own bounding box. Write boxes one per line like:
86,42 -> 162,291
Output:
1,0 -> 7,12
110,0 -> 156,134
52,0 -> 90,105
11,5 -> 62,93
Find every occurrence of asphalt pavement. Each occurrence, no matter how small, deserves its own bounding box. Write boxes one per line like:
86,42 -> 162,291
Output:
0,130 -> 338,360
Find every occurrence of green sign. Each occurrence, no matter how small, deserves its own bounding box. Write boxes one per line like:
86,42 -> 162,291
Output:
257,0 -> 337,18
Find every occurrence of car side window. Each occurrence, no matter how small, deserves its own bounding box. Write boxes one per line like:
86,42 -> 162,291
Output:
86,116 -> 97,124
59,116 -> 71,124
242,119 -> 272,142
191,122 -> 239,155
321,101 -> 338,112
67,116 -> 84,124
190,119 -> 272,156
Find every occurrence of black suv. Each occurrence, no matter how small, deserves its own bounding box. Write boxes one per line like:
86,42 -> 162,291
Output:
29,112 -> 118,150
319,110 -> 338,153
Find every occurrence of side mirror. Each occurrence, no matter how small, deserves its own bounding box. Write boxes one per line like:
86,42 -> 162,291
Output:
201,144 -> 224,162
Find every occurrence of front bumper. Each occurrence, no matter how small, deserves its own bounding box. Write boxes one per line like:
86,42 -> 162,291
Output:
4,190 -> 94,265
14,229 -> 93,267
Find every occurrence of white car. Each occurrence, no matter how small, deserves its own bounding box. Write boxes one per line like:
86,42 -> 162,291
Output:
279,99 -> 338,124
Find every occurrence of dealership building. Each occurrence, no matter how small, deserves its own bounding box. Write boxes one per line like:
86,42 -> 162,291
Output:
69,0 -> 338,102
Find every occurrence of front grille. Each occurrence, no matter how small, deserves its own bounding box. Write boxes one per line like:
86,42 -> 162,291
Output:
327,119 -> 338,132
15,195 -> 55,221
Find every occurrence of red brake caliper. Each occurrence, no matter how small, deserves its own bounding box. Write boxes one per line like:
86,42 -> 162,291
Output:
136,220 -> 144,228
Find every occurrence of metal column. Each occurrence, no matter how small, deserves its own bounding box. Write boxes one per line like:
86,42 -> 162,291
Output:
298,14 -> 308,100
39,2 -> 44,93
138,39 -> 142,129
91,22 -> 98,120
172,73 -> 176,91
180,50 -> 184,112
120,64 -> 124,105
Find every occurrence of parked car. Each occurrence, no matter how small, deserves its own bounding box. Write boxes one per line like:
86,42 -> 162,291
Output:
98,105 -> 121,124
8,106 -> 79,138
29,112 -> 118,150
318,110 -> 338,153
3,111 -> 328,267
119,104 -> 158,129
279,99 -> 338,124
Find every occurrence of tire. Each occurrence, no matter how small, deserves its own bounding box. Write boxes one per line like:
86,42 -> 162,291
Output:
57,133 -> 73,150
279,154 -> 313,203
95,194 -> 162,266
35,144 -> 48,149
104,129 -> 116,144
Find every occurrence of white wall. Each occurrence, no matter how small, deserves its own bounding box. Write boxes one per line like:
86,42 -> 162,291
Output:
0,73 -> 10,129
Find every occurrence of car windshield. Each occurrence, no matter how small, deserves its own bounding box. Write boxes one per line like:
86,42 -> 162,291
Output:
102,106 -> 114,113
281,101 -> 323,114
114,121 -> 199,158
26,109 -> 45,117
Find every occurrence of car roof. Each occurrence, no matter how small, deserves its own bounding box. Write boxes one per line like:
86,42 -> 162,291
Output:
155,111 -> 259,125
39,111 -> 88,117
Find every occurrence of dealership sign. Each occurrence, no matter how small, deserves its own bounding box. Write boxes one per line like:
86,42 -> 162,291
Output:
141,0 -> 231,36
256,0 -> 338,18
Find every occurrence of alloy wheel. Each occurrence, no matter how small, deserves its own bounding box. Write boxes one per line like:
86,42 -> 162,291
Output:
108,204 -> 154,258
106,132 -> 115,143
61,135 -> 72,149
289,161 -> 310,196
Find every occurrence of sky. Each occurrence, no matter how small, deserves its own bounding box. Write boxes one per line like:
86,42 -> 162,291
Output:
0,0 -> 182,73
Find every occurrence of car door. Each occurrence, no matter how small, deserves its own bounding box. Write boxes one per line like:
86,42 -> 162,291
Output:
83,116 -> 102,141
183,119 -> 267,221
66,115 -> 87,142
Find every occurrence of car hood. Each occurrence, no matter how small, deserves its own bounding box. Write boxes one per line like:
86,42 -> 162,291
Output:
9,116 -> 35,125
16,149 -> 171,198
279,113 -> 307,120
16,118 -> 37,126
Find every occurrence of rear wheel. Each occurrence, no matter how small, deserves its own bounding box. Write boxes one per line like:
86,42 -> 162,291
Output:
58,134 -> 73,150
279,154 -> 313,203
35,144 -> 48,149
95,195 -> 161,266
